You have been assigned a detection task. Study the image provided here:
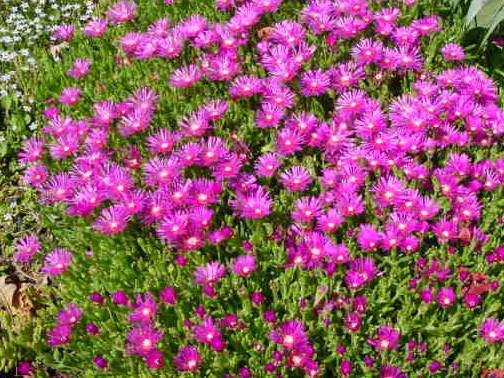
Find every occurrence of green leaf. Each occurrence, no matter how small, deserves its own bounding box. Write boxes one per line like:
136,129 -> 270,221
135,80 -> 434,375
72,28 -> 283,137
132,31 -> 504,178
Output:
482,5 -> 504,43
466,0 -> 491,25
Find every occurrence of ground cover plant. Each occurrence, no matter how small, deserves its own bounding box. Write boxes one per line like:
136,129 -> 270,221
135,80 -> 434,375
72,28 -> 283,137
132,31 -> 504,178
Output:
1,0 -> 503,376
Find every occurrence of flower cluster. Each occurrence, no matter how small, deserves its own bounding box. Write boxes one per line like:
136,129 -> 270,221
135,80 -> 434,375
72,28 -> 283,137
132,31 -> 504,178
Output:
0,0 -> 94,101
13,0 -> 504,376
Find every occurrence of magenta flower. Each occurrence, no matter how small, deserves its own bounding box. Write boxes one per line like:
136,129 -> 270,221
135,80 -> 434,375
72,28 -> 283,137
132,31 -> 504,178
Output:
67,59 -> 91,79
344,312 -> 362,333
52,24 -> 74,41
299,69 -> 331,96
169,65 -> 203,87
93,356 -> 108,369
276,128 -> 305,155
107,1 -> 138,23
229,75 -> 262,98
367,325 -> 400,351
230,186 -> 273,219
159,287 -> 177,304
18,137 -> 45,164
13,235 -> 41,263
41,248 -> 73,277
128,292 -> 157,323
379,365 -> 404,378
280,166 -> 312,192
83,19 -> 107,37
56,304 -> 82,327
255,103 -> 285,129
111,290 -> 130,306
145,350 -> 165,369
432,218 -> 458,244
479,318 -> 504,344
180,15 -> 208,39
291,196 -> 323,223
316,208 -> 344,233
85,323 -> 99,335
127,323 -> 163,356
351,38 -> 383,65
269,320 -> 309,350
441,43 -> 465,61
16,361 -> 34,376
345,258 -> 377,290
437,286 -> 456,308
270,20 -> 306,47
173,345 -> 202,372
23,164 -> 49,187
178,111 -> 210,137
93,206 -> 130,234
194,262 -> 226,287
357,224 -> 381,251
193,316 -> 225,351
231,255 -> 256,277
40,173 -> 74,204
47,325 -> 72,346
118,108 -> 153,136
49,134 -> 79,159
263,81 -> 296,108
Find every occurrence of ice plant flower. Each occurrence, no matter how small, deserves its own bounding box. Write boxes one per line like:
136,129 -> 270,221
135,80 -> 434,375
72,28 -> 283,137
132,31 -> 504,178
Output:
230,186 -> 273,219
128,293 -> 157,323
367,325 -> 400,351
479,318 -> 504,344
13,235 -> 41,263
107,1 -> 138,23
231,255 -> 257,277
437,286 -> 456,308
41,249 -> 73,277
269,320 -> 309,350
173,345 -> 202,372
441,43 -> 465,61
56,304 -> 82,327
47,325 -> 72,346
127,323 -> 164,356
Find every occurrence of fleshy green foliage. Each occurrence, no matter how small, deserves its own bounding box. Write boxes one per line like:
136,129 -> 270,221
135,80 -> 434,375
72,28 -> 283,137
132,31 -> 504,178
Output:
1,0 -> 503,377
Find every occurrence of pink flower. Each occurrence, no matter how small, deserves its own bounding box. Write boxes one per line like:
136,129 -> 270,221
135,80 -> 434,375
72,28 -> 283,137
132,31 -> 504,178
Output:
52,24 -> 74,41
194,262 -> 226,286
441,43 -> 465,61
270,20 -> 306,47
280,166 -> 312,192
479,318 -> 504,344
269,320 -> 309,349
127,323 -> 163,356
93,206 -> 130,234
144,350 -> 165,369
57,304 -> 82,327
367,325 -> 400,351
47,325 -> 72,346
18,137 -> 45,164
193,316 -> 225,351
230,186 -> 273,219
67,59 -> 91,79
159,287 -> 177,304
437,286 -> 456,308
83,19 -> 107,37
299,69 -> 331,96
231,255 -> 256,277
173,345 -> 201,372
128,293 -> 157,323
41,249 -> 73,276
13,235 -> 41,263
169,64 -> 202,87
107,1 -> 138,23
